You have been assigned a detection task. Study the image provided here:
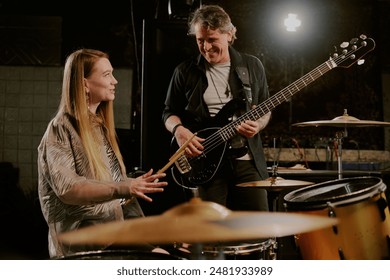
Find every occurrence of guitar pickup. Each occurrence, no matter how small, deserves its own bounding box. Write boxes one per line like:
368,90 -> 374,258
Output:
175,155 -> 192,174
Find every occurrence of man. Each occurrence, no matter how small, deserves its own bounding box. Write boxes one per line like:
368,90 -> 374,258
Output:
162,5 -> 271,212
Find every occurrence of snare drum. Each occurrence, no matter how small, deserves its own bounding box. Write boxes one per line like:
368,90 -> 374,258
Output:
174,239 -> 277,260
54,250 -> 182,260
202,239 -> 277,260
283,176 -> 390,260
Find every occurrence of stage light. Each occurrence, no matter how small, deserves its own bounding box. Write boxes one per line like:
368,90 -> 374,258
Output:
284,13 -> 301,32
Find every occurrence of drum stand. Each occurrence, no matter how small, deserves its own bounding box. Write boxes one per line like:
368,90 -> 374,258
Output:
335,130 -> 345,180
334,127 -> 352,182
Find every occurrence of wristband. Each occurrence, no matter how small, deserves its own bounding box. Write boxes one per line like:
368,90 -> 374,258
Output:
171,123 -> 183,135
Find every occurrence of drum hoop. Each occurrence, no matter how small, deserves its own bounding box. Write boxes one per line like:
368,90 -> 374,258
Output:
202,239 -> 276,255
54,249 -> 180,260
284,176 -> 386,210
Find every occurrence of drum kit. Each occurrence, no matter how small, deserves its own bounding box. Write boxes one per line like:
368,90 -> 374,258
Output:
58,197 -> 337,260
58,110 -> 390,260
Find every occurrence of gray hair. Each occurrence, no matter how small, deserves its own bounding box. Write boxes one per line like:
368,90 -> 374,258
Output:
188,5 -> 237,44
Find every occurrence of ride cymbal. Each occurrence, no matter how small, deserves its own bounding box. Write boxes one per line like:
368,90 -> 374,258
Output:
237,177 -> 314,191
292,110 -> 390,127
58,198 -> 337,246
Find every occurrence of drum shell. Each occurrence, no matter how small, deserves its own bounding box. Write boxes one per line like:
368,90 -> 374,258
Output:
284,176 -> 390,260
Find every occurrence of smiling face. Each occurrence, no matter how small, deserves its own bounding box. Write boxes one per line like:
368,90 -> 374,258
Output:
84,57 -> 118,112
194,23 -> 232,65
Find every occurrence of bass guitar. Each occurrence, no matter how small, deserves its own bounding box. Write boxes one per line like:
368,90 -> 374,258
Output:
170,35 -> 376,188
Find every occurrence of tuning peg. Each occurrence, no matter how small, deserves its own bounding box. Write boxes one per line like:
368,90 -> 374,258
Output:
350,38 -> 358,45
360,34 -> 367,40
357,59 -> 365,65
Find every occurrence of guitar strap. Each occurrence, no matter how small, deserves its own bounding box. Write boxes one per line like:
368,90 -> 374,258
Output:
235,66 -> 252,104
231,65 -> 252,157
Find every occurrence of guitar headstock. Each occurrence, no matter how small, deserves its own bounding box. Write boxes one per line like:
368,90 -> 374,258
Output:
331,34 -> 375,68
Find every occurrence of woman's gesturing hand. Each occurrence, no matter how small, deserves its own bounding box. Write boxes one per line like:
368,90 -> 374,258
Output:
119,169 -> 167,202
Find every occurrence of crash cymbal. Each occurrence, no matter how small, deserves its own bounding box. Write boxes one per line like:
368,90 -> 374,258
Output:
237,177 -> 314,191
292,110 -> 390,127
58,198 -> 337,246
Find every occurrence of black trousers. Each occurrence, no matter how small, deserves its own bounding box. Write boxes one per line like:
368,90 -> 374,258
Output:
196,159 -> 269,212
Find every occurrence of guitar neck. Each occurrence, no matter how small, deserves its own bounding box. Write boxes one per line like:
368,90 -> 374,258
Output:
221,59 -> 336,138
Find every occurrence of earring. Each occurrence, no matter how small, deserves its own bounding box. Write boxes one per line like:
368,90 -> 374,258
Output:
86,91 -> 90,110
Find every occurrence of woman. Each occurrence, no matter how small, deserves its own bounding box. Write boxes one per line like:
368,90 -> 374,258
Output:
37,49 -> 167,258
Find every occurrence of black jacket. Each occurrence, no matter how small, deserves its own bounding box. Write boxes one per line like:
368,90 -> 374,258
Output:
162,46 -> 270,179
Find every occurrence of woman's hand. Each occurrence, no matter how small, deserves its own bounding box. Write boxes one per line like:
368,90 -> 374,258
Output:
120,169 -> 167,202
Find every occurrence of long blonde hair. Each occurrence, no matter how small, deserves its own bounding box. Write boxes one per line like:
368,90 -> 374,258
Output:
57,48 -> 125,180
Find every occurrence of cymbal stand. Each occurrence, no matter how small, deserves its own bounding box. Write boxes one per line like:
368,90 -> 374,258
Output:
190,187 -> 200,198
269,139 -> 279,259
335,129 -> 347,180
269,138 -> 281,210
189,243 -> 207,260
334,129 -> 353,194
271,137 -> 280,180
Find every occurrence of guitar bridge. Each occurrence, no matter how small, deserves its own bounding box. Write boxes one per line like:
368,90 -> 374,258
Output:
175,155 -> 192,174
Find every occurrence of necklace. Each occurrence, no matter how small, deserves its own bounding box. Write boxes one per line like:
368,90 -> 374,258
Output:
204,62 -> 232,117
207,63 -> 231,103
208,73 -> 225,103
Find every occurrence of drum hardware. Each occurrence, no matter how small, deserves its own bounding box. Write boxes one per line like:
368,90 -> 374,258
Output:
270,137 -> 280,178
171,239 -> 278,260
326,203 -> 338,235
58,197 -> 337,260
377,196 -> 388,221
53,249 -> 182,260
338,249 -> 345,260
292,109 -> 390,180
200,238 -> 278,260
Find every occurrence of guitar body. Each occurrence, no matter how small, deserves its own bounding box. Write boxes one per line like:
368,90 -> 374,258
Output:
170,98 -> 248,187
170,127 -> 227,187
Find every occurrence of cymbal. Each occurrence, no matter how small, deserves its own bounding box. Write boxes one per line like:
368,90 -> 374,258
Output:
58,198 -> 337,246
237,177 -> 314,191
292,111 -> 390,127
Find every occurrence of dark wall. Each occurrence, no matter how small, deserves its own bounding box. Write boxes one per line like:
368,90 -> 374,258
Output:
0,162 -> 49,259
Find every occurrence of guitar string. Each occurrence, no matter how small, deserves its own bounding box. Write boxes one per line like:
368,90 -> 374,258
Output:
187,42 -> 370,164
